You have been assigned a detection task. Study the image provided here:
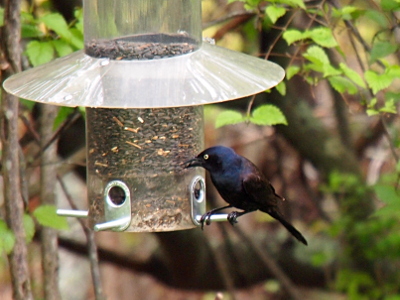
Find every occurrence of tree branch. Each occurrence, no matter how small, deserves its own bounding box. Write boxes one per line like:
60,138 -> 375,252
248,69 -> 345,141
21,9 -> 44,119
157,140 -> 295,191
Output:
0,0 -> 33,299
57,175 -> 106,300
39,104 -> 61,300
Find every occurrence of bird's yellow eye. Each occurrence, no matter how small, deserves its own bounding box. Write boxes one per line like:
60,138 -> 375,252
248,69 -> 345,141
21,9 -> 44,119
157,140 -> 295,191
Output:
203,154 -> 209,160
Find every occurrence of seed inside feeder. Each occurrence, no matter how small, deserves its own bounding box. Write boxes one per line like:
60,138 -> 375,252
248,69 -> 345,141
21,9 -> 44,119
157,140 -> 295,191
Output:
87,106 -> 204,231
85,33 -> 198,60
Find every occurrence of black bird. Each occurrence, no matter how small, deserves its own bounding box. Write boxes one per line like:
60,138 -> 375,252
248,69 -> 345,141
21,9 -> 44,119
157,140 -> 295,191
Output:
184,146 -> 307,245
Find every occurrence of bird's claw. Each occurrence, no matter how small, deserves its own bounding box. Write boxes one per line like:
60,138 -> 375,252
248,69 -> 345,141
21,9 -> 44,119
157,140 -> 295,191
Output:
227,211 -> 239,225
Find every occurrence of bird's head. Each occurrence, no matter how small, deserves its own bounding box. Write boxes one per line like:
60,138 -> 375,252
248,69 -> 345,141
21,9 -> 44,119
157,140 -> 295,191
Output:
183,146 -> 238,173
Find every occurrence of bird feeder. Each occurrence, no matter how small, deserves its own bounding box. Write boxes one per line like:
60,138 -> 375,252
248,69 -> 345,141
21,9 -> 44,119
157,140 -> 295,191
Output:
3,0 -> 284,232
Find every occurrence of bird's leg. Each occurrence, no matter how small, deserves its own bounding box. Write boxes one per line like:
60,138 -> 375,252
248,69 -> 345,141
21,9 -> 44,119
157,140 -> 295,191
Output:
200,205 -> 233,230
227,209 -> 255,226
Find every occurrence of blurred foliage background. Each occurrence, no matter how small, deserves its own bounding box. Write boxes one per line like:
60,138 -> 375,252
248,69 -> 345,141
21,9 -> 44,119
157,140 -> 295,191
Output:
1,0 -> 400,299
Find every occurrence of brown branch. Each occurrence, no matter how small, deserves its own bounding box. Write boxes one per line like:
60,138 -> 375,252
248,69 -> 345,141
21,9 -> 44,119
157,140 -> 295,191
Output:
212,224 -> 238,299
264,9 -> 299,60
33,108 -> 81,161
0,0 -> 33,299
380,115 -> 399,163
39,104 -> 61,300
328,0 -> 385,69
211,14 -> 255,42
57,175 -> 106,300
354,119 -> 384,156
203,11 -> 255,30
233,227 -> 305,300
330,75 -> 353,150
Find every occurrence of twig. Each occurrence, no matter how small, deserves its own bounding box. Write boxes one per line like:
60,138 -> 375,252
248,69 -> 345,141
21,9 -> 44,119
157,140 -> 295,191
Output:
287,4 -> 321,69
203,11 -> 255,30
379,115 -> 400,189
264,9 -> 299,60
233,227 -> 304,300
57,175 -> 106,300
332,89 -> 353,149
0,0 -> 34,299
211,224 -> 238,300
329,0 -> 385,69
35,108 -> 81,160
245,95 -> 256,120
299,158 -> 332,222
19,111 -> 41,143
380,115 -> 399,163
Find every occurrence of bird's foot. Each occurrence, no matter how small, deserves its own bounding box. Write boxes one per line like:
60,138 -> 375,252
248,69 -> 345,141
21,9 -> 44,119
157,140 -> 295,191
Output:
199,211 -> 214,230
227,211 -> 240,225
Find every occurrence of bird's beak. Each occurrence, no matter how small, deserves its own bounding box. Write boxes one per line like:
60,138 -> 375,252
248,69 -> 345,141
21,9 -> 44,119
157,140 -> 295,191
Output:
182,157 -> 202,169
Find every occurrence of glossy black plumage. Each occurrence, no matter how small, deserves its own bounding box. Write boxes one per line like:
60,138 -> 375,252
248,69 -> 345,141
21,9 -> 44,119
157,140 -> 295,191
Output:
184,146 -> 307,245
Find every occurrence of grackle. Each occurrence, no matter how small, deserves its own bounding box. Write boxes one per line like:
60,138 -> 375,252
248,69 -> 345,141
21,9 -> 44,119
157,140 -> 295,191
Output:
184,146 -> 307,245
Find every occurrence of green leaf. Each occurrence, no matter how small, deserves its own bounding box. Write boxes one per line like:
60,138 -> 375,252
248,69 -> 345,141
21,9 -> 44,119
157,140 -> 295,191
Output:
53,107 -> 74,129
78,106 -> 86,119
73,9 -> 84,34
250,104 -> 288,126
33,205 -> 69,230
381,0 -> 400,10
0,219 -> 16,254
23,214 -> 35,243
323,65 -> 341,78
282,0 -> 305,9
286,65 -> 300,79
380,99 -> 397,114
339,63 -> 366,88
368,97 -> 378,108
386,91 -> 400,103
21,11 -> 35,23
25,40 -> 54,67
328,76 -> 358,95
40,13 -> 71,41
307,27 -> 338,48
364,9 -> 389,27
387,65 -> 400,77
52,40 -> 74,57
0,8 -> 4,26
364,70 -> 393,94
20,99 -> 36,111
283,29 -> 304,45
241,0 -> 260,9
215,110 -> 245,128
303,45 -> 330,66
370,41 -> 398,63
367,97 -> 378,108
69,28 -> 84,49
374,185 -> 400,204
303,45 -> 340,77
275,81 -> 286,96
266,5 -> 286,24
366,108 -> 379,116
311,252 -> 331,267
333,6 -> 364,20
22,24 -> 43,39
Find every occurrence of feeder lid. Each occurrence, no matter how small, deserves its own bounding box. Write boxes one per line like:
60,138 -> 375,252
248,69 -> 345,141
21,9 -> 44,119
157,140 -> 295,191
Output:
3,42 -> 284,108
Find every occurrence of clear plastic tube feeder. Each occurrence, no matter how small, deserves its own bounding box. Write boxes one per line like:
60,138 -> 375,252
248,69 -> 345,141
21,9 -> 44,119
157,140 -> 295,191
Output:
3,0 -> 285,232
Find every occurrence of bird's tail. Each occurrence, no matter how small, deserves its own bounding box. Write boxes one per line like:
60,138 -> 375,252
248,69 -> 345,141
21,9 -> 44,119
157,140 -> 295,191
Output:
267,210 -> 308,245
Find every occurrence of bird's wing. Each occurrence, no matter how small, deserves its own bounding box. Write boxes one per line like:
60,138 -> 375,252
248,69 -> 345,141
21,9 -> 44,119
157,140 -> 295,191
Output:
242,173 -> 279,207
